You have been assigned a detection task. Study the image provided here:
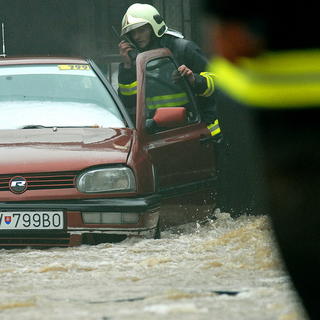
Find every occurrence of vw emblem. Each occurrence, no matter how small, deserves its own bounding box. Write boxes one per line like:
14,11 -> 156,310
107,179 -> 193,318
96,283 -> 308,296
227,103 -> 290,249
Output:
9,176 -> 28,194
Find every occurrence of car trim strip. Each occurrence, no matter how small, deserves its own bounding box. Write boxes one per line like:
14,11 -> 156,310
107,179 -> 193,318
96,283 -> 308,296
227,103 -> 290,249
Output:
159,177 -> 216,199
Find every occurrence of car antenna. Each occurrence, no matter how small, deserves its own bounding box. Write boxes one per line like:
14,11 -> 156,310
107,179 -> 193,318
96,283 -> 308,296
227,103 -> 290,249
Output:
0,22 -> 6,58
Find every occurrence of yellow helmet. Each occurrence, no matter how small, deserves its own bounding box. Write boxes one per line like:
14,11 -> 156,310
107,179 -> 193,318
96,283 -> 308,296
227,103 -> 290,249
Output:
121,3 -> 167,37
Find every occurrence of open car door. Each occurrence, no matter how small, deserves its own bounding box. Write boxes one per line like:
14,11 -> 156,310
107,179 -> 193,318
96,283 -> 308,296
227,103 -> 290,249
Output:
135,48 -> 218,227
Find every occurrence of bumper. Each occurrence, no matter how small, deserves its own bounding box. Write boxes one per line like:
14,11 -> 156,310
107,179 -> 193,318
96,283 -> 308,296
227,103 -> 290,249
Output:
0,194 -> 160,211
0,194 -> 161,247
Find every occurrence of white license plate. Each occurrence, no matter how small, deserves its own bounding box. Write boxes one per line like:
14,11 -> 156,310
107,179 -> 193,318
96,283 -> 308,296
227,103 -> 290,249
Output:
0,211 -> 64,230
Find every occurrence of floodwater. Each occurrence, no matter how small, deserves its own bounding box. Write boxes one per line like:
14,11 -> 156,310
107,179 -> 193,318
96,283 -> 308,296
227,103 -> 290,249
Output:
0,211 -> 308,320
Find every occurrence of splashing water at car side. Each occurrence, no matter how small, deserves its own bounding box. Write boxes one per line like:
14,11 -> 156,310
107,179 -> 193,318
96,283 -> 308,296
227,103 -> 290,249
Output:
0,214 -> 308,320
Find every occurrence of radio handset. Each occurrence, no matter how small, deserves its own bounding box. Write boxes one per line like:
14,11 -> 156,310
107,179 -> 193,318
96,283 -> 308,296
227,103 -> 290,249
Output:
112,26 -> 139,64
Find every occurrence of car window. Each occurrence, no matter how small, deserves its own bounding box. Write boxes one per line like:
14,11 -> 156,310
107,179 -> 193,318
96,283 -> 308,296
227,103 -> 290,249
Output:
0,64 -> 126,129
145,57 -> 199,132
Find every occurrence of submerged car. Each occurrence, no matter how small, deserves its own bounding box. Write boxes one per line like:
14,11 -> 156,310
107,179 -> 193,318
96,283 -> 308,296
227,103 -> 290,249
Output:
0,49 -> 217,247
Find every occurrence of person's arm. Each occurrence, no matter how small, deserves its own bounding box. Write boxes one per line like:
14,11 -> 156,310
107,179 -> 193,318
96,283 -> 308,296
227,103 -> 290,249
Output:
117,41 -> 138,121
181,41 -> 219,135
117,62 -> 137,121
181,41 -> 215,97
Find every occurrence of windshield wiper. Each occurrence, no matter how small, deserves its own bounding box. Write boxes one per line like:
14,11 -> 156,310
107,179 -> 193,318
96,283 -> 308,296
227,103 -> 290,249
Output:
21,125 -> 102,129
21,125 -> 49,129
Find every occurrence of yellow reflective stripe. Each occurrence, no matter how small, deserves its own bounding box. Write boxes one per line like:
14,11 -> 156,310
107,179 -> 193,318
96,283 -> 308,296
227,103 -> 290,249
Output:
146,92 -> 189,109
207,119 -> 221,136
118,81 -> 137,96
207,50 -> 320,108
199,72 -> 215,97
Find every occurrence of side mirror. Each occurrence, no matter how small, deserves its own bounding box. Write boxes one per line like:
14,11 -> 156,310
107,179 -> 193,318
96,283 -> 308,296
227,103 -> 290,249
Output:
153,107 -> 186,128
145,107 -> 187,134
145,107 -> 186,134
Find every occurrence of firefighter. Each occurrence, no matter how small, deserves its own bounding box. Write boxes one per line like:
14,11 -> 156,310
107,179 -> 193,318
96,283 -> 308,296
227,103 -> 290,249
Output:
117,2 -> 219,139
202,0 -> 319,319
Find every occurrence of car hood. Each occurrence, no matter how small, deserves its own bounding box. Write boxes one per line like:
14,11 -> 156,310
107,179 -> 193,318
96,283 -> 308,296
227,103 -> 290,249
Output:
0,128 -> 133,173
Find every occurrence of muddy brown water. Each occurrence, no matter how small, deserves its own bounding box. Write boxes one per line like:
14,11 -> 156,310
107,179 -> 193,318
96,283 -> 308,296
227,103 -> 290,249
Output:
0,211 -> 308,320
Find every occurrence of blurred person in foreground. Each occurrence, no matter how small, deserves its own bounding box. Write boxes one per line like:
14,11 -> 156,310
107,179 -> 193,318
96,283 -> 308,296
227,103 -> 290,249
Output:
201,0 -> 319,319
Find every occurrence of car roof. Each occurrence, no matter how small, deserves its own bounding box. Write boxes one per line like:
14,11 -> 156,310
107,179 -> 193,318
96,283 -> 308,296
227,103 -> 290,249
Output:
0,56 -> 88,66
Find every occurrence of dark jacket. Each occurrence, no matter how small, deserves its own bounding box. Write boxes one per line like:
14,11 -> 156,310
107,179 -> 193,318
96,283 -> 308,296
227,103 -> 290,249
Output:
118,33 -> 216,124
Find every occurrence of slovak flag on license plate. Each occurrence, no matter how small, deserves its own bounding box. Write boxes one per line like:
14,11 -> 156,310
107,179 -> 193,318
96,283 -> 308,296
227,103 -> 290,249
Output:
4,216 -> 12,225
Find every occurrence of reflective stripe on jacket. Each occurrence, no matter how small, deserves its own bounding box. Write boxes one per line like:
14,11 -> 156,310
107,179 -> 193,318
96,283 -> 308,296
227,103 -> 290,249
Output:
146,92 -> 189,109
207,50 -> 320,108
207,119 -> 221,137
199,72 -> 215,97
118,81 -> 137,96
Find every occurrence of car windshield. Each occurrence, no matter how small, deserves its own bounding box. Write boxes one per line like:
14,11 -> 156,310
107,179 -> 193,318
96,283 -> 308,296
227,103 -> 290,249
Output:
0,63 -> 126,129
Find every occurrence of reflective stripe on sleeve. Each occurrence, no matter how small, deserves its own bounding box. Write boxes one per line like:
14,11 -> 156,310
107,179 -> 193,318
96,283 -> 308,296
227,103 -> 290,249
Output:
207,119 -> 221,136
207,50 -> 320,108
146,92 -> 189,109
199,72 -> 215,97
118,81 -> 137,96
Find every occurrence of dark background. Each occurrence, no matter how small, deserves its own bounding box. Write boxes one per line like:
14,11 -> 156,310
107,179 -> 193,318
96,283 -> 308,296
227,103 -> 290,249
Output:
0,0 -> 203,80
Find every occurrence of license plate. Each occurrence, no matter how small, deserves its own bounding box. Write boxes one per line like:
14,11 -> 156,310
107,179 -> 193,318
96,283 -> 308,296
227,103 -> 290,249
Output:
0,211 -> 64,230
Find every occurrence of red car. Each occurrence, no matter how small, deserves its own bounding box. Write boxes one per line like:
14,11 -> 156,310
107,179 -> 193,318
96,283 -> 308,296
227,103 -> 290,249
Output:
0,49 -> 217,247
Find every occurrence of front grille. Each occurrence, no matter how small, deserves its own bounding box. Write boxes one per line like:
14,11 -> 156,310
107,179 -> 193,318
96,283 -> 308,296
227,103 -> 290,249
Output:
0,232 -> 71,247
0,171 -> 77,192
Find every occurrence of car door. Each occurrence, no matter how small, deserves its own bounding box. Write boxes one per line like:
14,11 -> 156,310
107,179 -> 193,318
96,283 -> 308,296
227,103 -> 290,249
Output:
136,49 -> 217,226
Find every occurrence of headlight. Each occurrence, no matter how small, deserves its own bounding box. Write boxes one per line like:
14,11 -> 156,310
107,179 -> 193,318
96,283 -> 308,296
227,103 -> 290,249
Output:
76,167 -> 136,193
